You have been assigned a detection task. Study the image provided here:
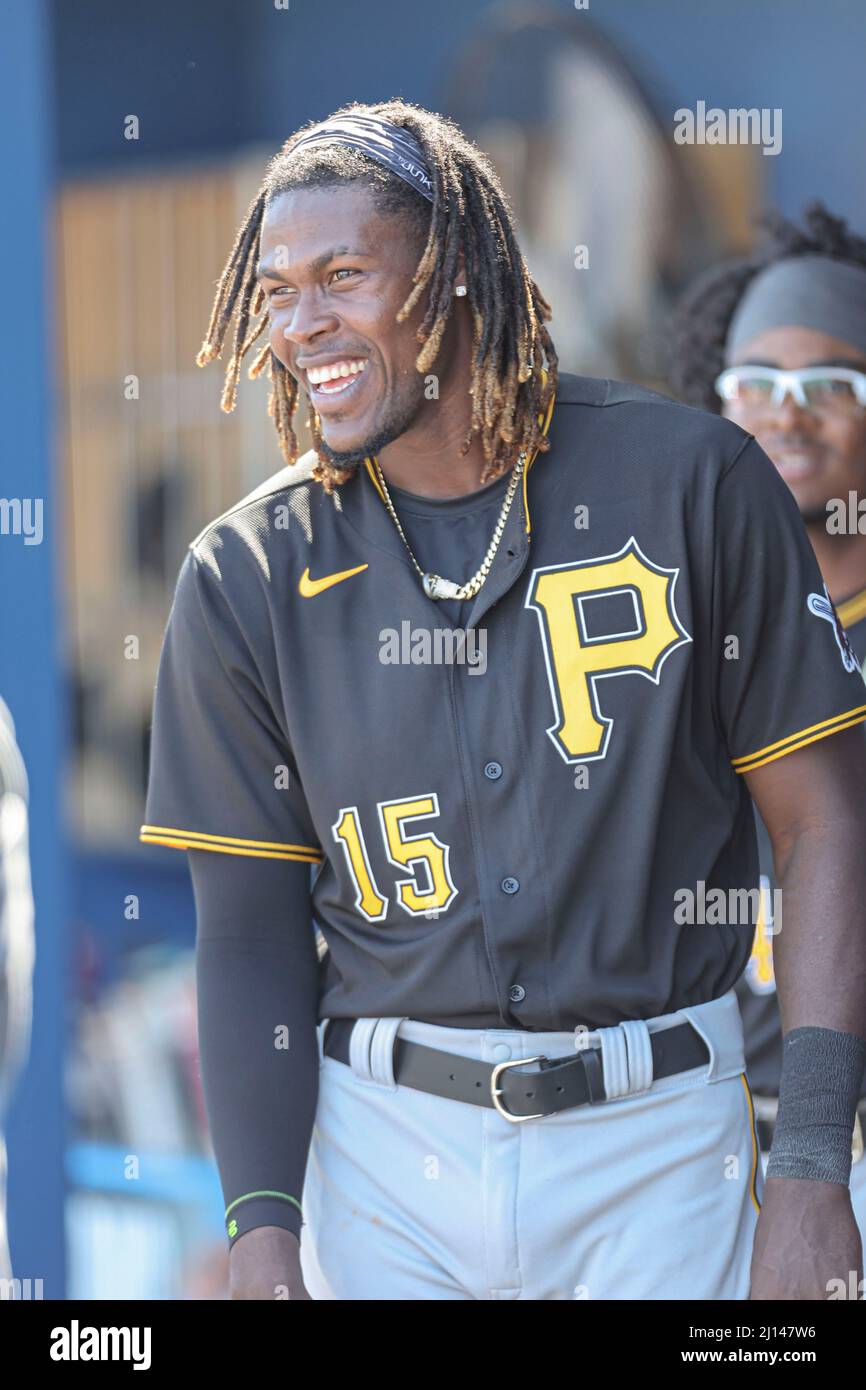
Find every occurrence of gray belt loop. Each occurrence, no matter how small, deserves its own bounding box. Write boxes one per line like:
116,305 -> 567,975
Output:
349,1018 -> 378,1081
349,1017 -> 408,1088
621,1019 -> 654,1094
599,1018 -> 653,1099
369,1017 -> 408,1088
598,1024 -> 628,1099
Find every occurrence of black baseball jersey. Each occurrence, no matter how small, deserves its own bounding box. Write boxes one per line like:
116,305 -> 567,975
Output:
382,471 -> 512,628
140,372 -> 866,1032
737,588 -> 866,1095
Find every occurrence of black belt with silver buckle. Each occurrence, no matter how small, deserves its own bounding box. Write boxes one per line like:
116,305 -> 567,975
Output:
322,1017 -> 710,1122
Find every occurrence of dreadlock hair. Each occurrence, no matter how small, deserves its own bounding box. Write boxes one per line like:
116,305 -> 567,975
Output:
668,201 -> 866,415
196,98 -> 558,492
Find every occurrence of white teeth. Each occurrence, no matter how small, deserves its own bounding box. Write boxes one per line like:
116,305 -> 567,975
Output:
307,359 -> 367,385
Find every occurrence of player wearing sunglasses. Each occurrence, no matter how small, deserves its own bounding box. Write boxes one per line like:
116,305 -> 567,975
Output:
671,203 -> 866,1270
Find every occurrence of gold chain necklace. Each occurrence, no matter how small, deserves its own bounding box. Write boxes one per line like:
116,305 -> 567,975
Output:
372,454 -> 526,601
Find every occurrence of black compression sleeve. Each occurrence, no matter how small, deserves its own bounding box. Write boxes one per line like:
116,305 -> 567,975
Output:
188,847 -> 320,1247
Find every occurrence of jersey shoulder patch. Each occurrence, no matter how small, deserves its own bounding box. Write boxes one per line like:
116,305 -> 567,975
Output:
807,582 -> 861,674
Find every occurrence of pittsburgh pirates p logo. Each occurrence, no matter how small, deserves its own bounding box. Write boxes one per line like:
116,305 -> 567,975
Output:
526,538 -> 692,763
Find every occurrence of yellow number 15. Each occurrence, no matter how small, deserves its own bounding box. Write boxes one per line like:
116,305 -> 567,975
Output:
331,793 -> 458,923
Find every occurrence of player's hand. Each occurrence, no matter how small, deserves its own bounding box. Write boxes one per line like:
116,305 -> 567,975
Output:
228,1226 -> 312,1300
749,1177 -> 863,1300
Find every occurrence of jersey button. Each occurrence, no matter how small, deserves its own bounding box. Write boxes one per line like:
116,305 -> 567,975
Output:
509,984 -> 526,1004
501,876 -> 520,895
484,761 -> 503,780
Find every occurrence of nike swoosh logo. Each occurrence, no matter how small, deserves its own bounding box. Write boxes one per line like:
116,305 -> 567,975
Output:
298,563 -> 368,597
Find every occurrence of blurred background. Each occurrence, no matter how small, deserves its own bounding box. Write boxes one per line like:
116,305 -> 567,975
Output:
1,0 -> 865,1299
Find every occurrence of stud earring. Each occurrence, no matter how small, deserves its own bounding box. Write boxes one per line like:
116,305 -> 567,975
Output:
455,285 -> 467,297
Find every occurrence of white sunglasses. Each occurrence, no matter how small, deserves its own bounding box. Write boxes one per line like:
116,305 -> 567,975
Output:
715,364 -> 866,411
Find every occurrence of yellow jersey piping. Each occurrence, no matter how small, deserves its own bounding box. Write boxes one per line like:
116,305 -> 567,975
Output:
731,703 -> 866,774
523,381 -> 557,537
139,825 -> 322,863
363,457 -> 387,503
740,1074 -> 763,1214
362,370 -> 556,538
836,585 -> 866,629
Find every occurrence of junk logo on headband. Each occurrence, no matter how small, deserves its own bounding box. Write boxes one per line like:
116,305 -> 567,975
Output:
288,115 -> 435,203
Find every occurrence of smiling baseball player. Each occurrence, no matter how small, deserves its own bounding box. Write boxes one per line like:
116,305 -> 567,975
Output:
141,102 -> 866,1301
671,201 -> 866,1241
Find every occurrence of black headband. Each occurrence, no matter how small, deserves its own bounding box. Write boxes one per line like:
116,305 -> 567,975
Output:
288,114 -> 434,203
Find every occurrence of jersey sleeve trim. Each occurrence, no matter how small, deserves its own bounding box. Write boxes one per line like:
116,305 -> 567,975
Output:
139,824 -> 323,862
730,703 -> 866,774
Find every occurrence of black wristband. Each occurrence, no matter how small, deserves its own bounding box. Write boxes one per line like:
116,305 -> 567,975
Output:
225,1191 -> 303,1248
766,1026 -> 866,1184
